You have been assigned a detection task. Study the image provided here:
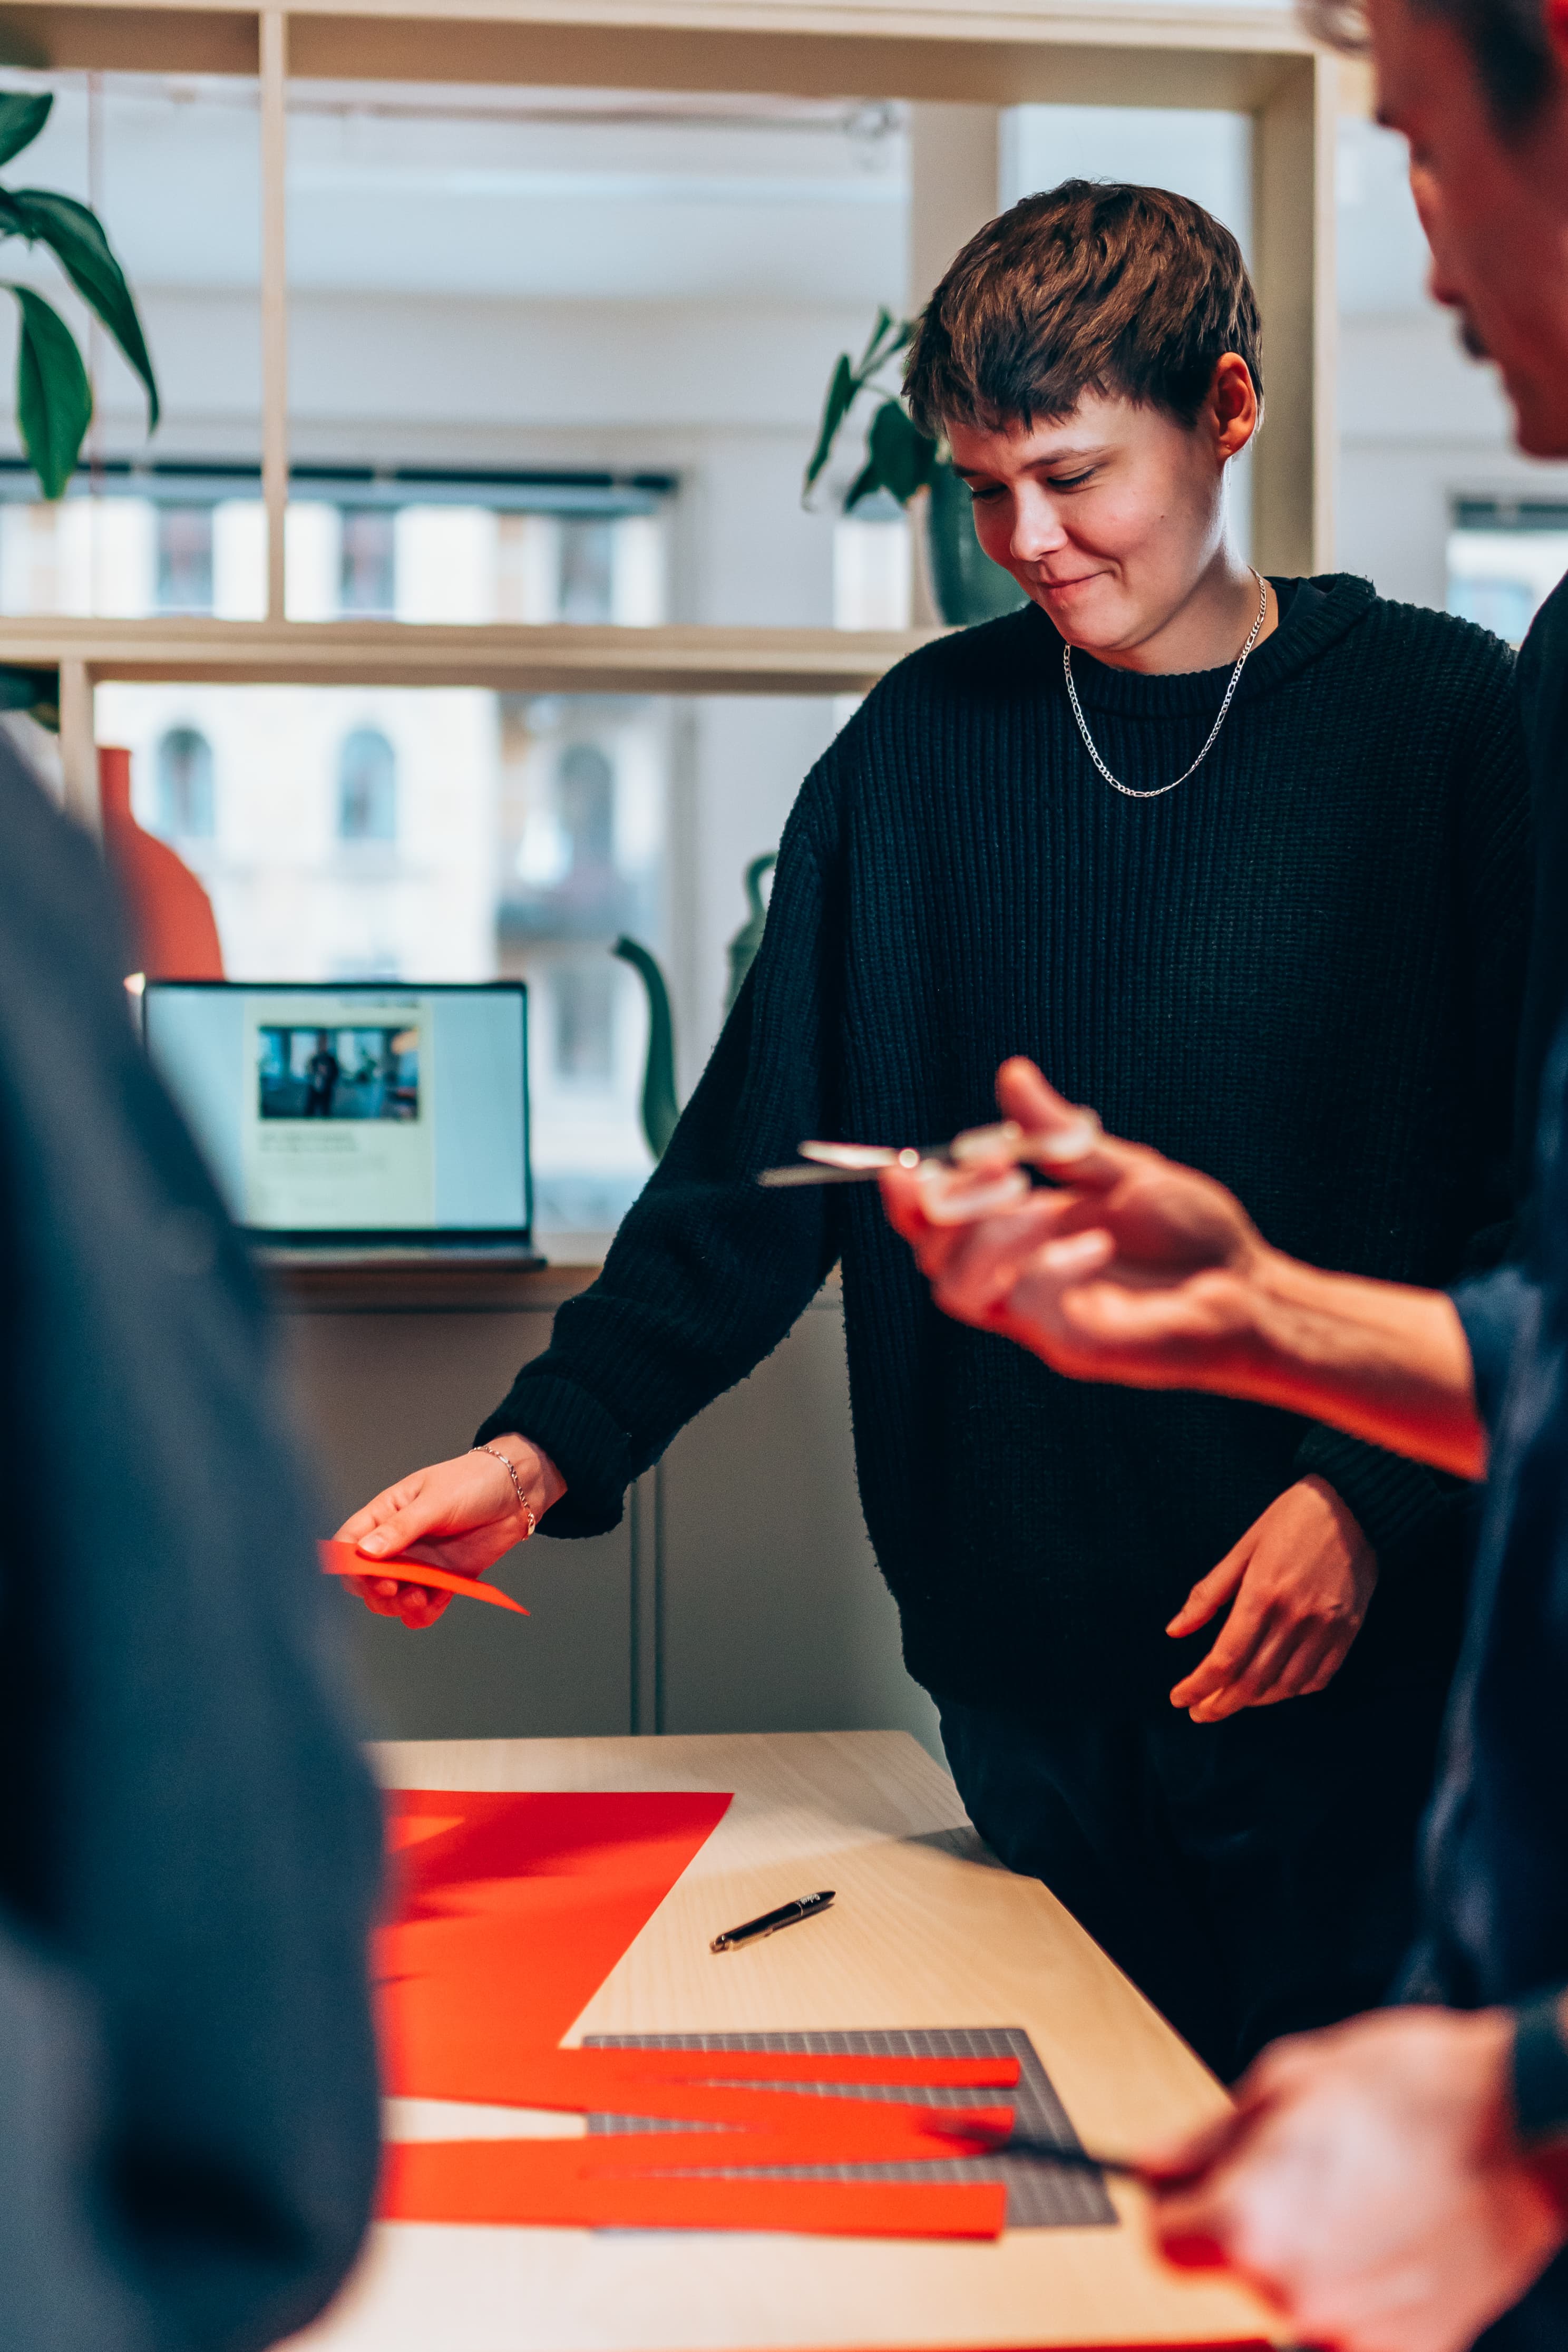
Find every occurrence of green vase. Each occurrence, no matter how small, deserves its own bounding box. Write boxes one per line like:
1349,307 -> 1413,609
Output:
612,935 -> 680,1161
924,459 -> 1028,628
724,852 -> 776,1013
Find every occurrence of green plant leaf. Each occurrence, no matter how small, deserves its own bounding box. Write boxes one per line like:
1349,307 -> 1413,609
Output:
0,92 -> 51,168
0,661 -> 59,728
803,352 -> 859,499
8,188 -> 159,427
5,284 -> 91,499
865,399 -> 938,506
852,305 -> 896,377
843,455 -> 883,511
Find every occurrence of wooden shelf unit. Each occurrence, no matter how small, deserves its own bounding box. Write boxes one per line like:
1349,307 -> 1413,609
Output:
0,0 -> 1340,835
0,616 -> 937,696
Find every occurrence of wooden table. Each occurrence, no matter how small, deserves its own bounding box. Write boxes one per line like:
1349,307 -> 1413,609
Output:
289,1730 -> 1276,2351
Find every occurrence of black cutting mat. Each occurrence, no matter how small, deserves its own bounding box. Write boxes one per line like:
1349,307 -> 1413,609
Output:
581,2026 -> 1117,2230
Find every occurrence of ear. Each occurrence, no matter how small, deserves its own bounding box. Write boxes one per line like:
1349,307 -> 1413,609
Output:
1209,353 -> 1260,462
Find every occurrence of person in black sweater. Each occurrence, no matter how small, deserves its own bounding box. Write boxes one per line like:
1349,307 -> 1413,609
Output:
339,183 -> 1530,2081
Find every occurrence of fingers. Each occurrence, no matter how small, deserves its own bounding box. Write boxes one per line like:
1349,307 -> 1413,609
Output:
879,1160 -> 1030,1242
1168,1599 -> 1276,1716
343,1573 -> 453,1630
994,1058 -> 1125,1187
926,1198 -> 1078,1328
1173,1614 -> 1341,1721
335,1481 -> 419,1547
1166,1537 -> 1252,1638
354,1496 -> 448,1561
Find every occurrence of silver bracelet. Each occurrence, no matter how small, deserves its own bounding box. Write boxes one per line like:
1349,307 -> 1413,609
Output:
472,1444 -> 537,1540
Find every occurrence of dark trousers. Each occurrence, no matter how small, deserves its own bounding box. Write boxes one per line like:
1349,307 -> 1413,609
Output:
939,1668 -> 1453,2083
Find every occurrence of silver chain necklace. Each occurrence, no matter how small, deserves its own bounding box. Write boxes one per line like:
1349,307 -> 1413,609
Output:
1063,570 -> 1270,802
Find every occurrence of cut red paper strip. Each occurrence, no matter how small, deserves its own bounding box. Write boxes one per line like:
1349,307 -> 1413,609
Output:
382,2138 -> 1007,2238
377,1789 -> 1017,2239
319,1538 -> 528,1614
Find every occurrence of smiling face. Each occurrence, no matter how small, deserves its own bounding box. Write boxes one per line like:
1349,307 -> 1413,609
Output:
947,354 -> 1259,664
1369,0 -> 1568,455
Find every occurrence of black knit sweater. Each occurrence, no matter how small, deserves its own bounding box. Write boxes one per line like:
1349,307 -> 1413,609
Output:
480,577 -> 1532,1715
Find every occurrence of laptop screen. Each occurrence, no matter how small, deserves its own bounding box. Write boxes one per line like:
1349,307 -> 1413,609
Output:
143,981 -> 531,1243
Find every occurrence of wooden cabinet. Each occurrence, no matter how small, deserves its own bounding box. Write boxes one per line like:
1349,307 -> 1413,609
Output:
277,1268 -> 940,1755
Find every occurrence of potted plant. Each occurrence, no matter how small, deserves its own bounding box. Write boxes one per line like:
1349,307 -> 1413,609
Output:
803,307 -> 1023,629
0,88 -> 160,727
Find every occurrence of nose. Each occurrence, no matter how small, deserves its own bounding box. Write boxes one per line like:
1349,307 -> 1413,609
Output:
1010,484 -> 1069,566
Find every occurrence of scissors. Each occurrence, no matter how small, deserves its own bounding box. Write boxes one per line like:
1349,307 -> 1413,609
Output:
756,1115 -> 1102,1188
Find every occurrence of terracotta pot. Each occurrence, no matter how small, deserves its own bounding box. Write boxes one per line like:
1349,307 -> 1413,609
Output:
97,744 -> 225,980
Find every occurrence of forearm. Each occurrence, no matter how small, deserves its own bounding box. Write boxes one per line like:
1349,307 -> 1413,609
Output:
1242,1250 -> 1485,1479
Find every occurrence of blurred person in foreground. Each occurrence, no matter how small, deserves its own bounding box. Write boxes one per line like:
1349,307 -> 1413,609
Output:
880,0 -> 1568,2334
334,181 -> 1529,2087
0,726 -> 382,2348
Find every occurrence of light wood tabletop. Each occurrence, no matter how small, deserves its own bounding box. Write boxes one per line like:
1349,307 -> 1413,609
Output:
289,1729 -> 1277,2351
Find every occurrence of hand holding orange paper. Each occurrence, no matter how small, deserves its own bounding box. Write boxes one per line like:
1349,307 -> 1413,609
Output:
318,1538 -> 528,1615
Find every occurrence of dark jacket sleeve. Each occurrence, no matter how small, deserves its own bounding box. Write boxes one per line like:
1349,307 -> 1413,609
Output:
0,740 -> 383,2352
1292,632 -> 1531,1565
478,750 -> 848,1535
1452,1262 -> 1536,1433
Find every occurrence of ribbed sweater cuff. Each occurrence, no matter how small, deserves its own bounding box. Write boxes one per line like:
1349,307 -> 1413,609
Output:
475,1372 -> 631,1538
1292,1426 -> 1460,1569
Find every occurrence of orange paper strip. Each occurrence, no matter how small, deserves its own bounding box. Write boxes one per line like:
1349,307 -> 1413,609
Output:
377,1789 -> 1015,2240
319,1538 -> 528,1614
382,2138 -> 1007,2238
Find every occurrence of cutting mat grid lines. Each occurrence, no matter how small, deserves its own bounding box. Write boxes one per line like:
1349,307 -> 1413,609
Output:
582,2027 -> 1116,2229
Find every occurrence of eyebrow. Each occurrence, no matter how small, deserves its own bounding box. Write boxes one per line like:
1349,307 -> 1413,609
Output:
956,444 -> 1114,480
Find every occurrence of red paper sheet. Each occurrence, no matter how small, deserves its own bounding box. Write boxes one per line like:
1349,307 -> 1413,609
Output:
378,1788 -> 1016,2238
319,1538 -> 528,1614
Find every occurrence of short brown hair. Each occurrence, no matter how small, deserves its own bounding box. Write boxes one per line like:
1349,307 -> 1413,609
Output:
904,180 -> 1263,440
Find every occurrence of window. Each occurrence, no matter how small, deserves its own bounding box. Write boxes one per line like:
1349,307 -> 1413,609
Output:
155,508 -> 216,615
339,508 -> 397,616
154,726 -> 216,839
559,518 -> 616,623
553,963 -> 616,1081
559,742 -> 616,876
1447,504 -> 1568,645
337,727 -> 397,841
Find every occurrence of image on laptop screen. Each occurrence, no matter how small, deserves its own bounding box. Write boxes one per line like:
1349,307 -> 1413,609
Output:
143,981 -> 532,1245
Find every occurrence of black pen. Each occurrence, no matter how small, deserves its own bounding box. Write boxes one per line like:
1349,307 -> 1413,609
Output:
710,1889 -> 835,1952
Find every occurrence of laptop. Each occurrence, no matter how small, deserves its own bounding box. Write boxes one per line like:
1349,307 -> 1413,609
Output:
142,979 -> 538,1254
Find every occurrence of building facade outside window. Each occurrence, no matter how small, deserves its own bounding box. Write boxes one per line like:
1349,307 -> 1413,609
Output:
559,518 -> 616,624
337,727 -> 397,842
339,508 -> 397,616
155,507 -> 215,615
154,726 -> 216,839
552,963 -> 617,1081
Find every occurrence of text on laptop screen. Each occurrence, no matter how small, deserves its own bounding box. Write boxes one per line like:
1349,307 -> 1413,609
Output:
143,984 -> 529,1237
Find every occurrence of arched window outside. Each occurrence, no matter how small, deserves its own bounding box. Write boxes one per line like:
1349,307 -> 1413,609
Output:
337,728 -> 397,842
155,726 -> 216,839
